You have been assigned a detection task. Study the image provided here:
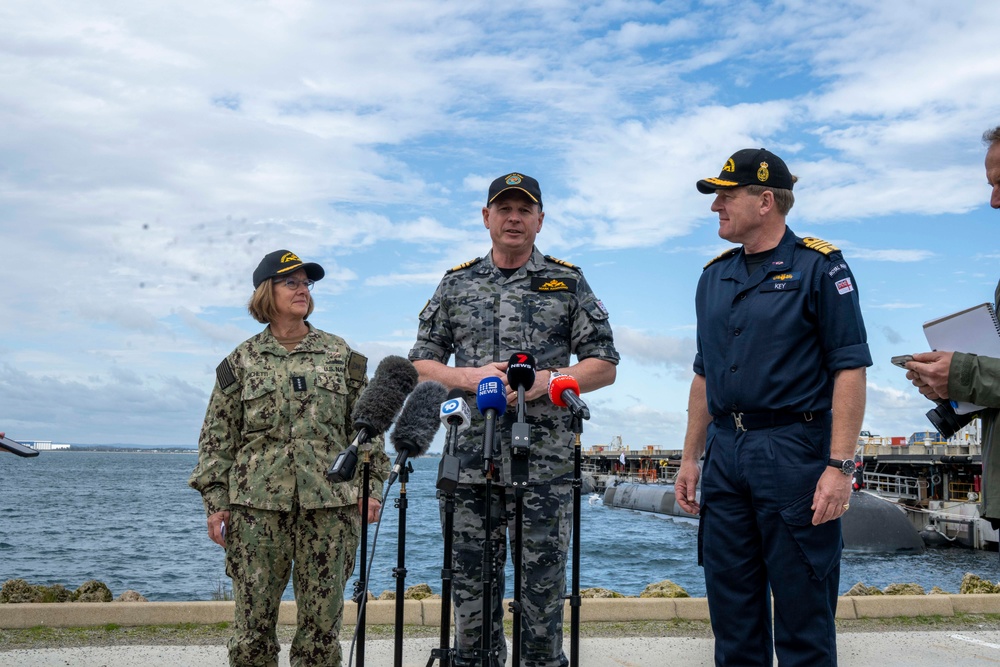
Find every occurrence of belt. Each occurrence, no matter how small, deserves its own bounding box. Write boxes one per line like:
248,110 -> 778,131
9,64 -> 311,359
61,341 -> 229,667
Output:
712,411 -> 827,432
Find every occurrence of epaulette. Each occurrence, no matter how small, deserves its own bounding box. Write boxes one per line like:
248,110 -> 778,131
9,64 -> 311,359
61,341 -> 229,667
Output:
216,358 -> 237,390
544,255 -> 580,271
703,247 -> 740,269
446,257 -> 482,274
800,237 -> 840,256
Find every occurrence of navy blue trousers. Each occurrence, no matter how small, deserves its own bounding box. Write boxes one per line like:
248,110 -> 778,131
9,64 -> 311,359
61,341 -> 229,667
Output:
699,417 -> 842,666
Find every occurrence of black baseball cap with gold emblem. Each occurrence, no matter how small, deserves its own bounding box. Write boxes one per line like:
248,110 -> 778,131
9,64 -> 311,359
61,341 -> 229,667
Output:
487,172 -> 543,208
696,148 -> 794,194
253,250 -> 325,288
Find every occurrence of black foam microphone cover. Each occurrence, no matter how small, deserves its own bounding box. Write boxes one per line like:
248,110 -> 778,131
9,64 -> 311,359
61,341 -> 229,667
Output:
351,355 -> 419,437
506,352 -> 536,390
391,381 -> 448,457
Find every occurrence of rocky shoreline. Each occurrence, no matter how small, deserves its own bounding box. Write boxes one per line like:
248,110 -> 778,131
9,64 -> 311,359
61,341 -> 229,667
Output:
5,572 -> 1000,606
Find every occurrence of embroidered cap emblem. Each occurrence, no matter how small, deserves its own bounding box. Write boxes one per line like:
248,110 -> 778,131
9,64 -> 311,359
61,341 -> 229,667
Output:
505,174 -> 524,186
757,162 -> 769,182
722,158 -> 736,173
280,252 -> 302,264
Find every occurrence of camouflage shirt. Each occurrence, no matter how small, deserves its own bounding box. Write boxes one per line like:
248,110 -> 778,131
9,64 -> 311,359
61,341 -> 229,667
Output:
189,324 -> 389,516
409,246 -> 619,485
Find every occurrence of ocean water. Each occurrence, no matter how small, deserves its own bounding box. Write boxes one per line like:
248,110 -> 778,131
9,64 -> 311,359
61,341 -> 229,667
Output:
1,452 -> 997,601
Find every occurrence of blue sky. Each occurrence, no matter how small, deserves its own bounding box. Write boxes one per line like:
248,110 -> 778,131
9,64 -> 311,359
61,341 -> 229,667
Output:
1,1 -> 998,449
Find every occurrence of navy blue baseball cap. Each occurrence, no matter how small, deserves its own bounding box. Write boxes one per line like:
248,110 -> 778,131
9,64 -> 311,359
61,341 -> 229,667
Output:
487,172 -> 542,208
252,250 -> 325,288
697,148 -> 794,194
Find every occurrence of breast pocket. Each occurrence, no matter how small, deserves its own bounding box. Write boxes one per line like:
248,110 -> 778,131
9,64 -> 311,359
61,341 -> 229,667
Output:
523,292 -> 571,348
242,374 -> 278,434
314,371 -> 350,429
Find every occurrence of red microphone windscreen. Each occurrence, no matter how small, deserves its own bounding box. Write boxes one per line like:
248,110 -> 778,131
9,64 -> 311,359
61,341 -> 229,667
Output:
547,374 -> 580,408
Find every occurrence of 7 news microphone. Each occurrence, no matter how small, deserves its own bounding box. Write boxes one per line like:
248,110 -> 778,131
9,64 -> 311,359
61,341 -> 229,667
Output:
506,352 -> 536,472
327,355 -> 419,482
548,372 -> 591,420
437,388 -> 470,493
387,381 -> 448,485
476,376 -> 507,473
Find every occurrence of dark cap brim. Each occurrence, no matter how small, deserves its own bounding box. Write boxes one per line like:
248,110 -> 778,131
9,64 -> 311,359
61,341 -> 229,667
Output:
696,177 -> 740,194
488,186 -> 540,205
273,261 -> 324,282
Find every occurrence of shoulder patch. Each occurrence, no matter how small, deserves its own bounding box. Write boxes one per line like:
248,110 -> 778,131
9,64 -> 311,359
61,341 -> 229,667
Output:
703,247 -> 740,269
346,351 -> 368,384
544,255 -> 580,271
801,237 -> 840,256
446,257 -> 482,274
216,358 -> 237,390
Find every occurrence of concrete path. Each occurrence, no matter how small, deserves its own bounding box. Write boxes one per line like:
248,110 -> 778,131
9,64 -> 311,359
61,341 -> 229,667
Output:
6,631 -> 1000,666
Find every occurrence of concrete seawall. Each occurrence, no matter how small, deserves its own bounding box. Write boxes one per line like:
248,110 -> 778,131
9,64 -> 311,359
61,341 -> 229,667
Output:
2,595 -> 1000,629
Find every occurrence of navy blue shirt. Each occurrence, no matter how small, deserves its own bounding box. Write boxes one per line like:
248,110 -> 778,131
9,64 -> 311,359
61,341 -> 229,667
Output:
693,226 -> 872,417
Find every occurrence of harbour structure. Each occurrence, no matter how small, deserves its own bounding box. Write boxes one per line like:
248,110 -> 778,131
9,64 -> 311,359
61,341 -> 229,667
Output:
583,422 -> 996,551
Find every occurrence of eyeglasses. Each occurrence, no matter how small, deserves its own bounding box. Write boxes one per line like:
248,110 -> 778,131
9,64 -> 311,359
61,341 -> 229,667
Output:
273,278 -> 315,291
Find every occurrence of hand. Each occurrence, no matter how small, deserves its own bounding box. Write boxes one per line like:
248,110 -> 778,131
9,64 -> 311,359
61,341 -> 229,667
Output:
359,498 -> 382,524
459,363 -> 508,394
501,367 -> 552,404
207,510 -> 230,548
906,351 -> 954,401
810,468 -> 853,525
675,461 -> 702,515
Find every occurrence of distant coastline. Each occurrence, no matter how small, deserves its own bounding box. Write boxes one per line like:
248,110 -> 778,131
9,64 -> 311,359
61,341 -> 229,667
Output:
44,447 -> 197,454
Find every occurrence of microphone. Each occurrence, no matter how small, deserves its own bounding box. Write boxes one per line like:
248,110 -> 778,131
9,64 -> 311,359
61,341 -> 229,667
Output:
327,355 -> 419,482
439,387 -> 472,433
506,352 -> 536,391
437,387 -> 468,493
387,380 -> 448,485
477,377 -> 507,472
548,373 -> 591,420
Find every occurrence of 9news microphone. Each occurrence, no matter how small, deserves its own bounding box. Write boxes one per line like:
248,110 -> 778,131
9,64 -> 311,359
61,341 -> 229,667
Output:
327,355 -> 419,482
548,373 -> 591,420
437,388 -> 470,493
476,377 -> 507,473
387,381 -> 448,485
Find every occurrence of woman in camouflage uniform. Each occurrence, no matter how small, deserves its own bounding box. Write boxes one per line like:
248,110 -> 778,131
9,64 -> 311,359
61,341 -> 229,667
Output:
190,249 -> 387,667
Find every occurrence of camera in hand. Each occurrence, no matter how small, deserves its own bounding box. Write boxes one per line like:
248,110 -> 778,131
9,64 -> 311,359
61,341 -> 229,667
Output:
925,400 -> 977,439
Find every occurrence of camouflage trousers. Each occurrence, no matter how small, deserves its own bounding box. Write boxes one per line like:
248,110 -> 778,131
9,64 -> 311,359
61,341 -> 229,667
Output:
225,503 -> 360,667
444,482 -> 573,667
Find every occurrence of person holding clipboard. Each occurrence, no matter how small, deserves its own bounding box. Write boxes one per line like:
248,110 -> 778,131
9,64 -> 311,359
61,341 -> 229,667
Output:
907,125 -> 1000,527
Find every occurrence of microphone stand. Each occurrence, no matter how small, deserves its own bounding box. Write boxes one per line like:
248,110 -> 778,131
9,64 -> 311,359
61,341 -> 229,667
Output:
509,387 -> 531,667
428,424 -> 460,667
353,450 -> 371,667
568,415 -> 584,667
477,410 -> 501,667
393,460 -> 414,667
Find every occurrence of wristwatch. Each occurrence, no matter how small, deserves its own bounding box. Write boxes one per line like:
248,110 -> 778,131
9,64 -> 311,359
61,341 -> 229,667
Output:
828,458 -> 855,476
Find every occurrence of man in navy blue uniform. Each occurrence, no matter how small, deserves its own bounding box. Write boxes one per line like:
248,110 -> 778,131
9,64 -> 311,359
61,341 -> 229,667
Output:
675,148 -> 871,666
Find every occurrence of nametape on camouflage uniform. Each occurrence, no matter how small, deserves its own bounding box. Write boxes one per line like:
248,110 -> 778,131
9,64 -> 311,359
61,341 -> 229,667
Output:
346,351 -> 368,383
801,237 -> 839,255
531,277 -> 577,293
216,358 -> 237,390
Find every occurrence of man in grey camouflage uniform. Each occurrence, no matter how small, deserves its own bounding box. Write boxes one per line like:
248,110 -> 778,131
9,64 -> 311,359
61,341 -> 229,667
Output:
409,174 -> 619,667
191,249 -> 388,667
